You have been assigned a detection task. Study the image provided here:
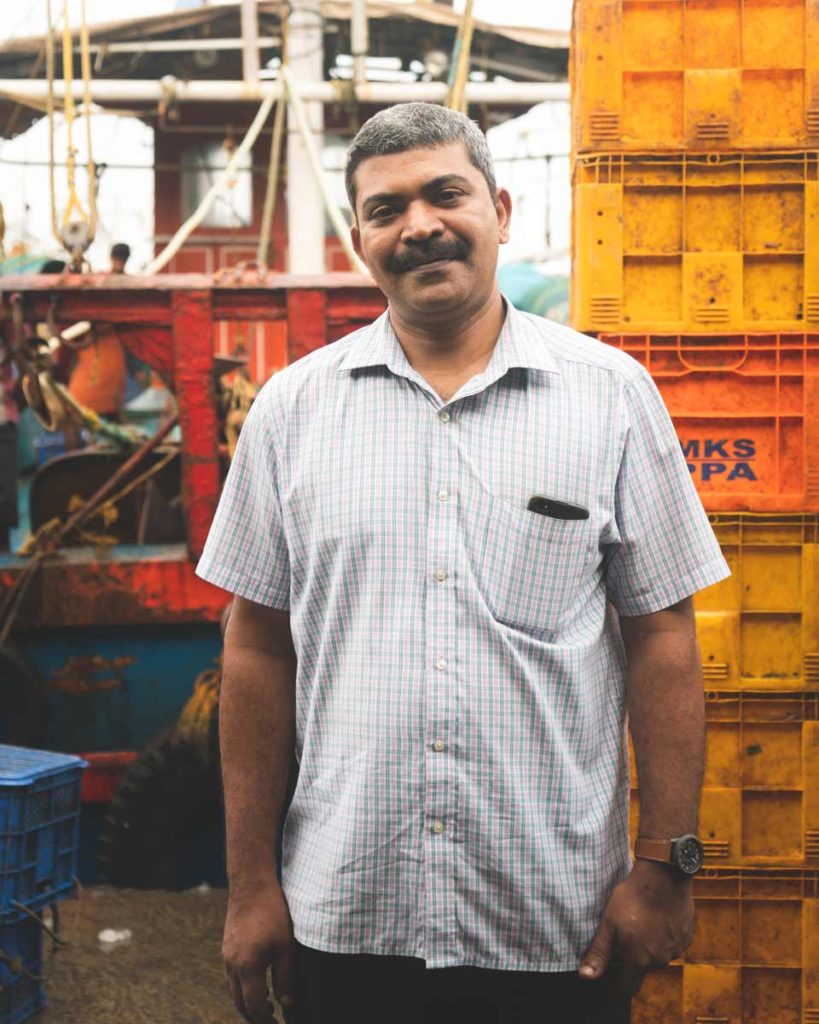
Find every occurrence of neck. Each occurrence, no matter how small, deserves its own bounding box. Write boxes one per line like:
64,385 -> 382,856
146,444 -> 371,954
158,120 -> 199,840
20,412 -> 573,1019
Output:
388,288 -> 506,375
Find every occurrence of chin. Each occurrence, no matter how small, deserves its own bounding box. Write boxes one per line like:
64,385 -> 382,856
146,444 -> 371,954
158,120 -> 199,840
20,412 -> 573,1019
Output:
401,276 -> 469,313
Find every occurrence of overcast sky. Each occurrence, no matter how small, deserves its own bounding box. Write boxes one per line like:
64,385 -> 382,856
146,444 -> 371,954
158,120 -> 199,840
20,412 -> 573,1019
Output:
0,0 -> 573,43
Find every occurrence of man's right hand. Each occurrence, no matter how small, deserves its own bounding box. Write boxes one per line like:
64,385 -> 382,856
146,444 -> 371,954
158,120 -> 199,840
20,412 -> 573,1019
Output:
223,879 -> 297,1024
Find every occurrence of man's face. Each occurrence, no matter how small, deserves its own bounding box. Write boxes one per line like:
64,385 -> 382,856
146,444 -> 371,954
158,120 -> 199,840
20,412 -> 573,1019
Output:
110,258 -> 126,274
351,142 -> 511,320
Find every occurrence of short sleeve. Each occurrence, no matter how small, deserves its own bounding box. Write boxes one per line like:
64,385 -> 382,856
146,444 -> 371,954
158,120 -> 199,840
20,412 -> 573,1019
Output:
605,369 -> 730,616
196,389 -> 290,609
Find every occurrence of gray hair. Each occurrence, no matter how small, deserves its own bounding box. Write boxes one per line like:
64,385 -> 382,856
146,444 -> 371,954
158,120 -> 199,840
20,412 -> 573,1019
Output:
344,102 -> 497,215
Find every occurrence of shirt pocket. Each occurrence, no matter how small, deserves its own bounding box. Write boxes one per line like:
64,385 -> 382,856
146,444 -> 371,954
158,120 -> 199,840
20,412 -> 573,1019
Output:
468,489 -> 597,635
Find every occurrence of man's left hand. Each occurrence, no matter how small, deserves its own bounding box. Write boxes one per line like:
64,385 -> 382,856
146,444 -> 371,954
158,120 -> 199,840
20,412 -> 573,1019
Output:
577,859 -> 696,998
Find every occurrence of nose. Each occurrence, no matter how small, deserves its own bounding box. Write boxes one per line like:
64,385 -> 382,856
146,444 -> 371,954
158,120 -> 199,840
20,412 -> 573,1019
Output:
400,200 -> 445,244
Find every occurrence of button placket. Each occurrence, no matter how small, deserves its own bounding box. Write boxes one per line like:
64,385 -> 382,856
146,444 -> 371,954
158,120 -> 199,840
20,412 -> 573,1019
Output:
424,402 -> 460,961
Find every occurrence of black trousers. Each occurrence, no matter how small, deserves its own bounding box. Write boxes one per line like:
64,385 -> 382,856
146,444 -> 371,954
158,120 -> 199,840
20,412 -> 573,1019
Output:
283,941 -> 632,1024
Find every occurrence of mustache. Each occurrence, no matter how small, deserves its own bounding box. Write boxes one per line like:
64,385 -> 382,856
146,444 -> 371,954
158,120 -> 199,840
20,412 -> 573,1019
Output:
388,238 -> 469,274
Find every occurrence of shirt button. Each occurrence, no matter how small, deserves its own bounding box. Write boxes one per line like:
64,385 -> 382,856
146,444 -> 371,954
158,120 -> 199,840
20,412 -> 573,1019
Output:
435,657 -> 448,671
434,569 -> 447,583
438,411 -> 451,423
433,739 -> 445,752
438,490 -> 449,502
432,820 -> 444,834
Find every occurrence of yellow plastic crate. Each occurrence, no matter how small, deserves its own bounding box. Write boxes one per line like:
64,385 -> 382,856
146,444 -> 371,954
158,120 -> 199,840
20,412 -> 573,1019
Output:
572,0 -> 819,153
696,515 -> 819,690
570,151 -> 819,333
633,869 -> 819,1024
630,692 -> 819,866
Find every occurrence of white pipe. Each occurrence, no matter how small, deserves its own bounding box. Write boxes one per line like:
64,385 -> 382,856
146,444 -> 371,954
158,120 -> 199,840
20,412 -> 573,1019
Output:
240,0 -> 260,84
0,78 -> 569,105
351,0 -> 369,91
286,0 -> 326,274
82,38 -> 280,54
281,65 -> 367,276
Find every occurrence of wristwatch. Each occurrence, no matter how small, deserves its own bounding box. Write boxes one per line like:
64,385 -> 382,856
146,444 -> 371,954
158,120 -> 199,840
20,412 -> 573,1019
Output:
634,835 -> 705,877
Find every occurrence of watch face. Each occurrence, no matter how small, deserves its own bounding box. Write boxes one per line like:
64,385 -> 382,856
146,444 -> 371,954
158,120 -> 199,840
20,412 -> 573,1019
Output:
675,836 -> 704,875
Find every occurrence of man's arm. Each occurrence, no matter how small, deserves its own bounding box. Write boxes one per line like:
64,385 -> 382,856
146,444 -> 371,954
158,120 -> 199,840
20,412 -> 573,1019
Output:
579,596 -> 704,998
220,595 -> 298,1024
622,595 -> 705,839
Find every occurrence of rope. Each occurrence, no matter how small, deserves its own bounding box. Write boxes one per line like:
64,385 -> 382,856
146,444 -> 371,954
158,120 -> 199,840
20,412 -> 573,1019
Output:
256,91 -> 287,268
145,89 -> 278,276
222,371 -> 257,458
257,16 -> 289,269
46,0 -> 60,242
177,663 -> 221,755
279,65 -> 368,275
0,414 -> 179,645
446,0 -> 476,115
45,0 -> 97,265
9,901 -> 67,948
60,2 -> 85,230
78,0 -> 98,244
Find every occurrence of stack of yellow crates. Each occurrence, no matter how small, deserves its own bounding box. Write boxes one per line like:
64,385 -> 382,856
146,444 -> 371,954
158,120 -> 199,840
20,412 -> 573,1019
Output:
570,1 -> 819,1020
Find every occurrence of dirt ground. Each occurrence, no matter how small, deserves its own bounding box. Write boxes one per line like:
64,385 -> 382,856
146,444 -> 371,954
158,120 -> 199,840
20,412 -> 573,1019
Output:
33,885 -> 267,1024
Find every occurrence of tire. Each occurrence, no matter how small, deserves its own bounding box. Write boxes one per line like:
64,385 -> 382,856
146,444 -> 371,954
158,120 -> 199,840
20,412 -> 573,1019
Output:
97,725 -> 225,890
0,644 -> 46,747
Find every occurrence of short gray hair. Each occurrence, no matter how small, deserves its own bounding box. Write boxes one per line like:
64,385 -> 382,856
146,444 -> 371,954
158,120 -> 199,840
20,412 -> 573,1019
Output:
345,102 -> 497,214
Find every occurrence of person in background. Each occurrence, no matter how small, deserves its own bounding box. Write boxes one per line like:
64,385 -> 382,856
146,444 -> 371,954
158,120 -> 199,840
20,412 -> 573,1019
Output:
64,243 -> 135,419
110,242 -> 131,275
66,323 -> 127,422
108,241 -> 152,398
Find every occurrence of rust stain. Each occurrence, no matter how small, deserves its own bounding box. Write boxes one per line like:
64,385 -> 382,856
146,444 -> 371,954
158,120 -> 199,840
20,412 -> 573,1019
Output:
48,654 -> 137,696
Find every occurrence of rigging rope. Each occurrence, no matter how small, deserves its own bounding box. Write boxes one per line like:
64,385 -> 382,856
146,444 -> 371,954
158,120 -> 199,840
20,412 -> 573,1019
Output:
46,0 -> 97,267
446,0 -> 476,115
145,90 -> 277,275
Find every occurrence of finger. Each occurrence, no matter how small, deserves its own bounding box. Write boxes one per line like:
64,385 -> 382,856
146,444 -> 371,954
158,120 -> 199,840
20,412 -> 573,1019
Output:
271,941 -> 298,1009
225,966 -> 254,1024
579,917 -> 615,980
239,967 -> 276,1024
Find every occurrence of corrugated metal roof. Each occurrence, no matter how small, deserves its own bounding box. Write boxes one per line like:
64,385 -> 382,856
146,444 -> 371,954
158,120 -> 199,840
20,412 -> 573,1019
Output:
1,1 -> 568,56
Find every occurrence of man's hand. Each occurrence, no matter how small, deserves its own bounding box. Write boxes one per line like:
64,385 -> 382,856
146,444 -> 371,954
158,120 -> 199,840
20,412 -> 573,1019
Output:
578,860 -> 695,999
223,878 -> 297,1024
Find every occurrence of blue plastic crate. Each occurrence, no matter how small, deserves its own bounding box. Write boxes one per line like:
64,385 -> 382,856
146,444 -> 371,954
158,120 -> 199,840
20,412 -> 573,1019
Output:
0,917 -> 45,1024
32,432 -> 67,468
0,746 -> 87,920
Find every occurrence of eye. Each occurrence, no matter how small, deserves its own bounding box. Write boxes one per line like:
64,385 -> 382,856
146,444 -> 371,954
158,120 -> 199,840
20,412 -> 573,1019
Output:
370,206 -> 395,221
437,190 -> 462,204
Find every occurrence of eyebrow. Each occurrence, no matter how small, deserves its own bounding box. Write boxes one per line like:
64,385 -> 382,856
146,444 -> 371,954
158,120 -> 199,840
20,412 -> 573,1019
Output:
361,174 -> 472,217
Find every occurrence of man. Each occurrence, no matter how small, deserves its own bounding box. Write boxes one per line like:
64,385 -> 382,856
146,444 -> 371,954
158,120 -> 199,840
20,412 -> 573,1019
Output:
110,242 -> 131,274
65,243 -> 134,419
197,103 -> 730,1024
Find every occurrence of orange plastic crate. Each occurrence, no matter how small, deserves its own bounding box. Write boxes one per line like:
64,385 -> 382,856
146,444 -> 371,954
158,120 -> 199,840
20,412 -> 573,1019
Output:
598,333 -> 819,511
572,0 -> 819,154
571,152 -> 819,334
632,869 -> 819,1024
630,692 -> 819,866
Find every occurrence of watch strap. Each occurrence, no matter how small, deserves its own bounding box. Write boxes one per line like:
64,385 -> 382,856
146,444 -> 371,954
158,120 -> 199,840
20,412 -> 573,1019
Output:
634,837 -> 674,863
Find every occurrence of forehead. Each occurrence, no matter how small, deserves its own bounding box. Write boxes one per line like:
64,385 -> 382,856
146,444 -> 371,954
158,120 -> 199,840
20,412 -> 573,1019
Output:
353,141 -> 481,200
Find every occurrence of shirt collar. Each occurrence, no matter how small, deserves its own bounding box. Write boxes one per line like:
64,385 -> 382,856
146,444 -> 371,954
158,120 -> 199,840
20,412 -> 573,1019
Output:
337,297 -> 561,378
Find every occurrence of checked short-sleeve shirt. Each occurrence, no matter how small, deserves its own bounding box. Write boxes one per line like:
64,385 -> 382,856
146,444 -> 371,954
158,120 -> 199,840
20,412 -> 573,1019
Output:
197,300 -> 730,971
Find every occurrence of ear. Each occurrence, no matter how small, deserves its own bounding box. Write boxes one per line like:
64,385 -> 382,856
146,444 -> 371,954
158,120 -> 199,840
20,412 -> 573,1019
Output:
351,222 -> 367,266
495,187 -> 512,245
